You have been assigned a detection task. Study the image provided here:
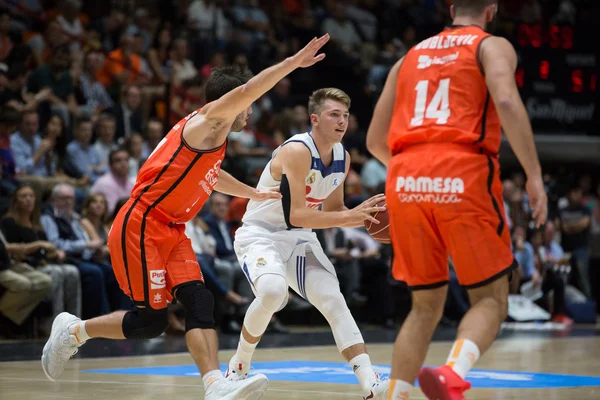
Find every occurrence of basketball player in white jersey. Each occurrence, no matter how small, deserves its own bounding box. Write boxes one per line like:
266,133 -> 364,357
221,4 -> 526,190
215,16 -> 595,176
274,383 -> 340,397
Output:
225,88 -> 390,399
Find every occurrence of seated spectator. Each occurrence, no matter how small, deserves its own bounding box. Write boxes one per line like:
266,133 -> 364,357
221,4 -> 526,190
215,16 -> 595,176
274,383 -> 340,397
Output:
78,52 -> 115,120
123,133 -> 145,179
65,117 -> 106,184
25,44 -> 79,129
360,157 -> 386,196
204,193 -> 254,333
513,225 -> 571,324
0,106 -> 22,202
0,232 -> 51,338
0,63 -> 48,112
93,113 -> 118,167
96,34 -> 149,94
111,85 -> 143,141
90,149 -> 135,216
80,193 -> 111,265
0,185 -> 81,330
41,183 -> 128,319
141,118 -> 165,159
0,9 -> 13,62
168,37 -> 198,85
147,26 -> 172,85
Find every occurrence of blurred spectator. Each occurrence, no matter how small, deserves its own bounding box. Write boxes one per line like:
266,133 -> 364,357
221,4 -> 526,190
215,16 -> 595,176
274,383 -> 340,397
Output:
1,185 -> 82,328
557,186 -> 592,298
122,133 -> 145,179
0,231 -> 51,337
78,51 -> 115,117
93,113 -> 118,166
0,106 -> 23,200
40,183 -> 124,319
11,110 -> 56,177
89,149 -> 135,215
168,38 -> 197,85
25,44 -> 78,129
124,8 -> 153,53
141,118 -> 164,159
25,20 -> 69,67
96,34 -> 148,93
360,158 -> 386,196
65,118 -> 105,184
80,193 -> 110,264
147,25 -> 172,84
111,85 -> 143,140
0,63 -> 44,112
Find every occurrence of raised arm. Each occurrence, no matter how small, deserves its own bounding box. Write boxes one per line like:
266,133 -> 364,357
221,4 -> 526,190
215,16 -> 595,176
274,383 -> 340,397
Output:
203,35 -> 329,124
278,143 -> 383,229
366,57 -> 403,167
481,36 -> 547,227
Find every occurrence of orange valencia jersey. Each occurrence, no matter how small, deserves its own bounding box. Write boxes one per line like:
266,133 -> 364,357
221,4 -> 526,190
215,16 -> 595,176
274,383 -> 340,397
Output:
388,25 -> 502,156
130,109 -> 226,223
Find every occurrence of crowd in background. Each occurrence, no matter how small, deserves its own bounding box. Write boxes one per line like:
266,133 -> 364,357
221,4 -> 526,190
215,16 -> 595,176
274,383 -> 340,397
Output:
0,0 -> 597,339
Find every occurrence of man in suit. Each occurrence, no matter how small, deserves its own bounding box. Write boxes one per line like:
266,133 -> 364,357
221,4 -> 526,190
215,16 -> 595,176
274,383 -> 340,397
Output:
111,85 -> 143,141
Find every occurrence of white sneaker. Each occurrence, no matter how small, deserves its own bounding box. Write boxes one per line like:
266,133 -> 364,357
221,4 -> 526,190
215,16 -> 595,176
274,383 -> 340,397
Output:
205,374 -> 268,400
41,312 -> 82,381
225,358 -> 250,381
363,377 -> 390,399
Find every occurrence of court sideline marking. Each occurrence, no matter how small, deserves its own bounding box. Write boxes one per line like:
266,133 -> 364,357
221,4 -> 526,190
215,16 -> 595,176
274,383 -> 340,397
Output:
0,376 -> 426,398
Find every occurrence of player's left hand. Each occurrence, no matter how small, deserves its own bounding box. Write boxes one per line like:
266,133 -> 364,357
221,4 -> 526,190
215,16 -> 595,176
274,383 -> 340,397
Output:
250,188 -> 282,202
354,193 -> 386,212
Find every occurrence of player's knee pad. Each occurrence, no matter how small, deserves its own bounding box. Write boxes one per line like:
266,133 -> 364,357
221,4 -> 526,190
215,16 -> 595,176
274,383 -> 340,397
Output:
122,307 -> 169,339
255,274 -> 289,313
175,282 -> 215,331
312,291 -> 364,353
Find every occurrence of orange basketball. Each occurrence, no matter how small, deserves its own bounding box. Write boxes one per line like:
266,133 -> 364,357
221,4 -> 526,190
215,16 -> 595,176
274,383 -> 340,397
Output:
364,200 -> 390,244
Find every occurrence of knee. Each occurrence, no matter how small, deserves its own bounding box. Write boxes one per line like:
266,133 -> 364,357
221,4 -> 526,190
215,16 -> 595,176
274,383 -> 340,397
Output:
256,275 -> 288,312
65,265 -> 81,281
411,296 -> 446,323
175,282 -> 215,331
312,291 -> 347,319
122,307 -> 169,339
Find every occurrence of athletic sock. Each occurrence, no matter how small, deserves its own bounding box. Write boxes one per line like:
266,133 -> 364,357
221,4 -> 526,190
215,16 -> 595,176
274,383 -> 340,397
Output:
349,353 -> 378,392
387,379 -> 413,399
202,370 -> 223,390
68,320 -> 90,344
233,334 -> 258,365
445,339 -> 480,379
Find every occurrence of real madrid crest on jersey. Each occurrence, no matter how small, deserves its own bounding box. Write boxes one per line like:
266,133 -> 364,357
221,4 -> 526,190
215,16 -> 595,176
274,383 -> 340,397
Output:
306,171 -> 316,184
256,257 -> 267,267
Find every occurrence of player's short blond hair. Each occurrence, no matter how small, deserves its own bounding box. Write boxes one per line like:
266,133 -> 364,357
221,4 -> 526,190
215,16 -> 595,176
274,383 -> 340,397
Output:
308,88 -> 351,116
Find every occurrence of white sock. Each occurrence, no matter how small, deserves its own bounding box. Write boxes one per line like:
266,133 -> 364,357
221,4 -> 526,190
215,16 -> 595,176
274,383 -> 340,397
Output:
445,339 -> 480,379
202,370 -> 223,390
387,379 -> 413,399
233,335 -> 258,365
68,320 -> 90,344
349,353 -> 378,392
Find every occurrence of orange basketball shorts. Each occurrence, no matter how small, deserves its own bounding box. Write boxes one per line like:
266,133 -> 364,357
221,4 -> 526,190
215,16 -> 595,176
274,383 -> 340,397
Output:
385,144 -> 517,290
108,199 -> 204,309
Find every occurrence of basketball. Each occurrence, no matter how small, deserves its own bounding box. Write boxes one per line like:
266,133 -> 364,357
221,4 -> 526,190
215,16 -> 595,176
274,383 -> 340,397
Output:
364,200 -> 391,244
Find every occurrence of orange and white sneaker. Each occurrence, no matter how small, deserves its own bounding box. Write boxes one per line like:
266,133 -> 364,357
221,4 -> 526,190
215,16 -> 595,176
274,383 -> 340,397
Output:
418,365 -> 471,400
225,358 -> 250,381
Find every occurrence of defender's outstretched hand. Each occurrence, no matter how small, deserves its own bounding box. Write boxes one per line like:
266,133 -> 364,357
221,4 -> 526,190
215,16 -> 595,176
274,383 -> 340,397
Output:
291,34 -> 330,68
250,188 -> 282,202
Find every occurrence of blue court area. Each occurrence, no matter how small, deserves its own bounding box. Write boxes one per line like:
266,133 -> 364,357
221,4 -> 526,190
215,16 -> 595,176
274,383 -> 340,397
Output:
84,360 -> 600,389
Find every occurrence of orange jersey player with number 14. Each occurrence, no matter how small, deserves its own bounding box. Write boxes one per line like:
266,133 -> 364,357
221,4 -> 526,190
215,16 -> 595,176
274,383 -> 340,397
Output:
41,34 -> 331,400
366,1 -> 547,399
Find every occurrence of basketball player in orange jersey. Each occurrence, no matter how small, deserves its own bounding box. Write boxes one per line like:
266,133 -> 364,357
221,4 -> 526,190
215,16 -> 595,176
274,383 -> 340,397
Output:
365,1 -> 547,399
41,34 -> 331,400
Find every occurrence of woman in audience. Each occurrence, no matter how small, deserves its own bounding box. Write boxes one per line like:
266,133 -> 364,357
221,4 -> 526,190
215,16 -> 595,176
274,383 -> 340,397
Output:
80,193 -> 110,264
0,184 -> 82,327
122,133 -> 145,179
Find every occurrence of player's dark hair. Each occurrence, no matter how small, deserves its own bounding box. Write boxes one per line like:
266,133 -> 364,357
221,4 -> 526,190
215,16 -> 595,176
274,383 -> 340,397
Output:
453,0 -> 497,16
204,65 -> 254,103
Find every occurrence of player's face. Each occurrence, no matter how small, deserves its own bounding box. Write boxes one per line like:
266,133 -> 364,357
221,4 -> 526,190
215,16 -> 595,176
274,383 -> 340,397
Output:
312,99 -> 349,143
231,106 -> 253,132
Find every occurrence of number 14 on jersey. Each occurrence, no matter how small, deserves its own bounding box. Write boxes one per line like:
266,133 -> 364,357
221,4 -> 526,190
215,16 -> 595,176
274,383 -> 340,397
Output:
411,78 -> 451,127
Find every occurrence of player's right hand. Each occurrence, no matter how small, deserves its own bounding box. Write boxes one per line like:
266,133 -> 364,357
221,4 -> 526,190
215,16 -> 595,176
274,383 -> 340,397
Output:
526,175 -> 548,228
291,34 -> 330,68
342,195 -> 386,227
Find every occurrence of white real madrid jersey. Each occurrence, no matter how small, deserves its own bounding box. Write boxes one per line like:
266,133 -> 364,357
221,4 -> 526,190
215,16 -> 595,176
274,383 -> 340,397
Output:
241,132 -> 346,232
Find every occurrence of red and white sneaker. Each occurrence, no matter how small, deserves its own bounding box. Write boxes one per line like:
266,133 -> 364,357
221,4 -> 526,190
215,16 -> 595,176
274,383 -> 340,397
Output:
225,359 -> 250,381
418,366 -> 471,400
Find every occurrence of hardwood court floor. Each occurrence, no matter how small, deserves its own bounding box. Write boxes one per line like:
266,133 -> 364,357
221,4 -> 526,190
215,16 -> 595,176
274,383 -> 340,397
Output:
1,336 -> 600,399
